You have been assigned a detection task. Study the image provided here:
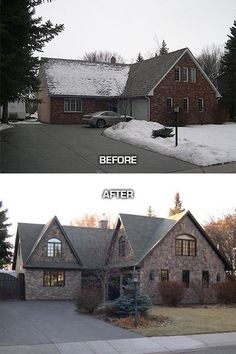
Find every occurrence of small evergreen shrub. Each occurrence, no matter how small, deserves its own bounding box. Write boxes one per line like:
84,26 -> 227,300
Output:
152,127 -> 174,139
215,280 -> 236,304
113,279 -> 152,317
76,286 -> 102,313
159,281 -> 184,306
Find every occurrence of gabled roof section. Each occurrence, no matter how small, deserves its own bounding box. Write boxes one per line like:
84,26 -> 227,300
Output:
118,213 -> 177,265
25,216 -> 82,267
123,48 -> 187,97
41,57 -> 130,97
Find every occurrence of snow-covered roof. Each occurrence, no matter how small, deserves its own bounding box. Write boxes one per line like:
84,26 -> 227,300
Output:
42,58 -> 130,97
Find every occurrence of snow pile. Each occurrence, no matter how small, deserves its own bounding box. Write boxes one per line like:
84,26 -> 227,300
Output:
44,59 -> 130,97
103,120 -> 236,166
0,124 -> 14,132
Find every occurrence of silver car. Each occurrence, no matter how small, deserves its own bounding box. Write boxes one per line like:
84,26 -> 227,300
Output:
81,111 -> 134,128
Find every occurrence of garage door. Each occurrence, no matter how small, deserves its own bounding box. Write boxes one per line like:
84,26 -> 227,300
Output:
131,99 -> 148,120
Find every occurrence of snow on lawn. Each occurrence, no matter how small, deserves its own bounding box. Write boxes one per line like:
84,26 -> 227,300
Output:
103,120 -> 236,166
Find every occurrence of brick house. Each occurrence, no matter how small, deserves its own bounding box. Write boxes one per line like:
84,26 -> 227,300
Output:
38,48 -> 226,125
12,211 -> 230,303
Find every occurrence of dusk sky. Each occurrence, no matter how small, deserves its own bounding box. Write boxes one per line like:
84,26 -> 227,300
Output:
35,0 -> 236,62
1,174 -> 235,243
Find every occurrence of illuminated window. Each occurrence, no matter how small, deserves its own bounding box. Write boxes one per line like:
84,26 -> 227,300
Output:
175,235 -> 196,256
161,269 -> 169,281
43,271 -> 65,287
47,238 -> 61,257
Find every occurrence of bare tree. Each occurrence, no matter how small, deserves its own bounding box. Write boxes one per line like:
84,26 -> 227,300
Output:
82,50 -> 125,64
71,214 -> 98,228
204,212 -> 236,271
197,44 -> 223,85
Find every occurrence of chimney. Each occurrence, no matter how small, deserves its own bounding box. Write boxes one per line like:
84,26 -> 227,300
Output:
98,213 -> 108,229
111,56 -> 116,64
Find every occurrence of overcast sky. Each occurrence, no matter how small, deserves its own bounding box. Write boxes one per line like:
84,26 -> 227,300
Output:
1,174 -> 235,244
35,0 -> 236,62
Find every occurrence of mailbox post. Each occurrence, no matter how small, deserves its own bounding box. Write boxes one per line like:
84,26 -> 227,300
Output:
174,106 -> 179,147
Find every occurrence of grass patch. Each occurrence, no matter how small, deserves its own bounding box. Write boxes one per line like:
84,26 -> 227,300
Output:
136,305 -> 236,336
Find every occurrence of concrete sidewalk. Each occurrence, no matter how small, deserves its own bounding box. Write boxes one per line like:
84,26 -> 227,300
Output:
1,332 -> 236,354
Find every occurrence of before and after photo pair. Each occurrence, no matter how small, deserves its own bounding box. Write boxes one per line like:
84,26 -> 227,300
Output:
0,1 -> 236,353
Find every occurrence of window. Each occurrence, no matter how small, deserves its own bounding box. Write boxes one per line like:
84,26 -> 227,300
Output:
198,98 -> 204,112
149,270 -> 155,280
216,273 -> 221,282
175,235 -> 196,256
167,97 -> 173,113
202,271 -> 209,288
182,270 -> 190,288
161,269 -> 169,281
43,271 -> 65,287
47,238 -> 62,257
175,66 -> 181,81
119,236 -> 126,257
64,98 -> 82,112
183,97 -> 189,112
182,67 -> 189,82
191,68 -> 196,82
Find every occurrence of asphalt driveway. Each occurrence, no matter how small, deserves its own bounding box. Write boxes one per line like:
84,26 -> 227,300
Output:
0,300 -> 140,346
0,123 -> 201,173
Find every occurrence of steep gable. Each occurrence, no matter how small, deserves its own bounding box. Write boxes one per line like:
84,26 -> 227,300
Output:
25,216 -> 82,269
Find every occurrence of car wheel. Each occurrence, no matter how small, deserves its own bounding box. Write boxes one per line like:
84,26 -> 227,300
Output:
96,119 -> 106,128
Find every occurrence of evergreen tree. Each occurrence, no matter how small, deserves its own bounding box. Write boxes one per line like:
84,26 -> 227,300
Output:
159,40 -> 169,55
0,0 -> 64,123
0,201 -> 13,268
147,206 -> 154,217
169,192 -> 185,217
136,52 -> 144,62
220,20 -> 236,120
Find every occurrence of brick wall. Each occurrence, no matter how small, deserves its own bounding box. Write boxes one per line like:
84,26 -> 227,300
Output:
50,97 -> 110,124
25,269 -> 81,300
150,52 -> 224,125
140,214 -> 226,304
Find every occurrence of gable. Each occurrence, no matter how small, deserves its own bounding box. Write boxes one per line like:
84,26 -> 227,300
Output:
25,217 -> 81,269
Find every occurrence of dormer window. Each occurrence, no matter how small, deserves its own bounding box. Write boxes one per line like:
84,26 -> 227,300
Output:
119,236 -> 126,257
47,238 -> 61,257
175,235 -> 196,256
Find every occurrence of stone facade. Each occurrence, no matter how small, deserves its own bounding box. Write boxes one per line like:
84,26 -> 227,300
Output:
139,214 -> 226,304
149,52 -> 223,126
25,269 -> 81,300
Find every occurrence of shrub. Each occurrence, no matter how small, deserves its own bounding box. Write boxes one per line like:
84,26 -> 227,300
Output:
112,279 -> 152,317
76,286 -> 102,313
152,127 -> 174,139
215,280 -> 236,304
158,281 -> 184,306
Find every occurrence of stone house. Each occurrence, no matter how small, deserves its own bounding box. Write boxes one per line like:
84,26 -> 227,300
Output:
12,211 -> 230,303
38,48 -> 226,125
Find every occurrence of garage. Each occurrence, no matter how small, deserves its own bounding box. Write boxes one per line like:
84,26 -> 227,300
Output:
131,99 -> 149,120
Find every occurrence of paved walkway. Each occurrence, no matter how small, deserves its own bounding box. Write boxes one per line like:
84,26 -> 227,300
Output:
1,124 -> 235,173
1,332 -> 236,354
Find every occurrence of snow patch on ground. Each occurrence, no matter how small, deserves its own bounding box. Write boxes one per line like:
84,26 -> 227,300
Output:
0,124 -> 14,131
103,120 -> 236,166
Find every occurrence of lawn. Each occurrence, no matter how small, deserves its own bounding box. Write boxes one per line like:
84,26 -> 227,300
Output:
103,120 -> 236,166
132,305 -> 236,336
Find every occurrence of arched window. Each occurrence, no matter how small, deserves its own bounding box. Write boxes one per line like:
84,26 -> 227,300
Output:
118,236 -> 126,257
47,238 -> 62,257
175,234 -> 196,256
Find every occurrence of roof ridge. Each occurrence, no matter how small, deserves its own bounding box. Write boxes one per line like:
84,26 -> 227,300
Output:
41,57 -> 130,67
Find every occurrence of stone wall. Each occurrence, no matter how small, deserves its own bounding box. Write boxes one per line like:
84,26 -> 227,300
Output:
50,97 -> 110,124
108,225 -> 135,267
150,52 -> 225,125
139,214 -> 226,304
25,269 -> 81,300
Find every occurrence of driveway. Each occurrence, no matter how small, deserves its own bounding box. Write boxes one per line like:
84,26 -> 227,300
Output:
0,300 -> 140,346
0,124 -> 201,173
